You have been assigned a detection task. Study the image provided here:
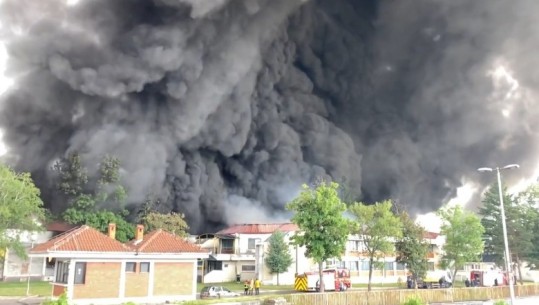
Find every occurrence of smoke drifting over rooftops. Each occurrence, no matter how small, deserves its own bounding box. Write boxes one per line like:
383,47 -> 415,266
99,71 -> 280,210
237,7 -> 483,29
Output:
1,0 -> 539,233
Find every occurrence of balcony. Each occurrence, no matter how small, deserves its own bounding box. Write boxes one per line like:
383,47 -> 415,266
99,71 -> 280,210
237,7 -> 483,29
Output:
220,247 -> 234,254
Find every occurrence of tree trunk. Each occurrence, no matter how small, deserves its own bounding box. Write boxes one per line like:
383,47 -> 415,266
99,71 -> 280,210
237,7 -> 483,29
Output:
368,257 -> 373,291
318,262 -> 325,292
516,256 -> 524,285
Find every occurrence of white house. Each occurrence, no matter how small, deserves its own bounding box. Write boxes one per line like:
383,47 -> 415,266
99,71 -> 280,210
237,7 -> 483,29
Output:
197,223 -> 448,285
1,222 -> 76,281
196,223 -> 312,285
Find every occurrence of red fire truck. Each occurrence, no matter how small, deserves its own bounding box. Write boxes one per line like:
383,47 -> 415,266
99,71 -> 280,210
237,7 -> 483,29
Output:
294,267 -> 352,292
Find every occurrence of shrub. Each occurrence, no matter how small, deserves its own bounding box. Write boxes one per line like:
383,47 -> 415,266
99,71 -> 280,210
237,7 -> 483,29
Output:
402,295 -> 426,305
493,300 -> 509,305
42,293 -> 69,305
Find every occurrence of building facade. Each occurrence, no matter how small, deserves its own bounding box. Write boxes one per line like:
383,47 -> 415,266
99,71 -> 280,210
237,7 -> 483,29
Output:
1,222 -> 76,281
198,223 -> 446,285
197,223 -> 312,285
30,224 -> 208,305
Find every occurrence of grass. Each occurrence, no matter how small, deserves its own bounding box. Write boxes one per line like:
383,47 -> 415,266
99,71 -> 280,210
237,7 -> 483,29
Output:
0,280 -> 51,296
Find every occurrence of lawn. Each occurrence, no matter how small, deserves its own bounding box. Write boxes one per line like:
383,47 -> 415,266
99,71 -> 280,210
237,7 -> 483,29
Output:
0,281 -> 51,296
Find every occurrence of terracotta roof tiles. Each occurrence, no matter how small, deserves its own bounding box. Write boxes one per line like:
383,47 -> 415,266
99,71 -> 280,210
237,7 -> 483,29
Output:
424,231 -> 439,239
31,225 -> 132,253
216,223 -> 299,235
127,230 -> 207,253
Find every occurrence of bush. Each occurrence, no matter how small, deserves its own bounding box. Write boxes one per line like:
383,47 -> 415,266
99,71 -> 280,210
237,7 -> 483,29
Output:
42,293 -> 69,305
402,295 -> 426,305
493,300 -> 509,305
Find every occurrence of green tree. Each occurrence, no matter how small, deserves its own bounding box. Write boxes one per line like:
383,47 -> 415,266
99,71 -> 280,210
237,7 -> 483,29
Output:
479,183 -> 537,284
55,154 -> 134,242
395,211 -> 429,289
62,194 -> 134,242
0,165 -> 46,258
438,205 -> 484,282
265,230 -> 294,285
52,152 -> 88,198
348,200 -> 402,291
140,212 -> 189,237
479,184 -> 513,266
286,182 -> 351,292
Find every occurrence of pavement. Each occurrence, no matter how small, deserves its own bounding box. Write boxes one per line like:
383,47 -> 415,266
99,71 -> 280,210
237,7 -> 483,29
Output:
0,296 -> 45,305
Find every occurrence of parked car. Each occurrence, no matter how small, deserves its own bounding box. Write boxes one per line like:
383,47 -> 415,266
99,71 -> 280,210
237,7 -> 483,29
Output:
200,286 -> 241,298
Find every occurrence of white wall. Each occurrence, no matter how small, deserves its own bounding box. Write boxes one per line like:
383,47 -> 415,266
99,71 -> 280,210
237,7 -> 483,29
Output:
2,231 -> 53,280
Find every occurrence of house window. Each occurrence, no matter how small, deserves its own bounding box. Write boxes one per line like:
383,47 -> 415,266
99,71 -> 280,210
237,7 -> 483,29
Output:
125,262 -> 136,272
140,262 -> 150,273
396,263 -> 406,270
74,262 -> 86,284
208,261 -> 223,272
248,238 -> 256,250
360,261 -> 370,271
242,265 -> 255,272
55,261 -> 69,284
221,239 -> 234,254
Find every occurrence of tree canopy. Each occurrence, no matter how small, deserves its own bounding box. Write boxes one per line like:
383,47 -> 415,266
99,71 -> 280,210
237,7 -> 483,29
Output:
286,181 -> 351,292
140,211 -> 189,237
395,211 -> 429,289
265,230 -> 294,285
0,165 -> 46,258
438,205 -> 484,281
349,200 -> 402,291
480,183 -> 539,283
54,153 -> 134,242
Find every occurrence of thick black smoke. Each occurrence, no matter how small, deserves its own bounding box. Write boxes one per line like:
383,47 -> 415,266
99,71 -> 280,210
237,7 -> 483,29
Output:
1,0 -> 538,233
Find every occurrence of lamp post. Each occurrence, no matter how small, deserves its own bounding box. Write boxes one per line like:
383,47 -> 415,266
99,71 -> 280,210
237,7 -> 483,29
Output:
26,233 -> 37,296
478,164 -> 519,305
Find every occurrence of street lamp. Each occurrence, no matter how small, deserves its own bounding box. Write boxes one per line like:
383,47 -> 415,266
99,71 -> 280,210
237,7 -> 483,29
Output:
26,233 -> 37,296
478,164 -> 519,305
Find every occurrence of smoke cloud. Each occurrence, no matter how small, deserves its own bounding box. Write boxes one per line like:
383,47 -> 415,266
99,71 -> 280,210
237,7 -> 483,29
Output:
1,0 -> 538,233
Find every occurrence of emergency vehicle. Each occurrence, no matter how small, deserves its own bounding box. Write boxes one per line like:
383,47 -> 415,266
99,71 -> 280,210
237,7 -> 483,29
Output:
468,269 -> 506,287
294,267 -> 352,292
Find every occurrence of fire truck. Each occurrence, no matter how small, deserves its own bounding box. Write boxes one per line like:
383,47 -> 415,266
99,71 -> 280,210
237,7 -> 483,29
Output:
294,267 -> 352,292
468,269 -> 506,287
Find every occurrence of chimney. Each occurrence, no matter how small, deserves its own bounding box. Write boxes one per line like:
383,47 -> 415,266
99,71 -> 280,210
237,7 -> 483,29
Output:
135,224 -> 144,241
108,223 -> 116,239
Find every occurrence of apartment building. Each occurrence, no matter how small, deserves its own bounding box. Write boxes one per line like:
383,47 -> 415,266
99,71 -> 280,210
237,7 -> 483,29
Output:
197,223 -> 447,285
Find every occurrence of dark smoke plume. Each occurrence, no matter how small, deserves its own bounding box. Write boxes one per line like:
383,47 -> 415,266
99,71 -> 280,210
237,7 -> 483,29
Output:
1,0 -> 538,233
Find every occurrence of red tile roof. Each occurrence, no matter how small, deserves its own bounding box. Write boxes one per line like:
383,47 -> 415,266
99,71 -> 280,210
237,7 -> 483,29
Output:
216,223 -> 299,235
127,230 -> 207,253
424,232 -> 439,239
45,221 -> 77,232
31,225 -> 133,253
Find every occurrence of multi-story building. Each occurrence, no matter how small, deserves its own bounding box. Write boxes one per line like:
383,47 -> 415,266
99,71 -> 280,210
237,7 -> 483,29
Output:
197,222 -> 446,285
196,223 -> 312,285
